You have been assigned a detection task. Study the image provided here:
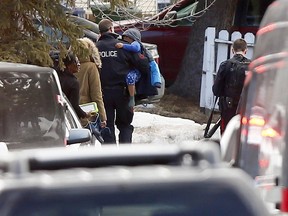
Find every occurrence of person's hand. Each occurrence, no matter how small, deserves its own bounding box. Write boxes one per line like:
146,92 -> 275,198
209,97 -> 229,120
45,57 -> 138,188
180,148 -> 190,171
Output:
86,111 -> 96,121
80,117 -> 89,127
100,120 -> 107,128
115,43 -> 123,48
86,111 -> 92,119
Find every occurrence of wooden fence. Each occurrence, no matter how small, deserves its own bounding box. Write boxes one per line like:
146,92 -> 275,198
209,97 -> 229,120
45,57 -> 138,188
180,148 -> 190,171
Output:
200,27 -> 255,111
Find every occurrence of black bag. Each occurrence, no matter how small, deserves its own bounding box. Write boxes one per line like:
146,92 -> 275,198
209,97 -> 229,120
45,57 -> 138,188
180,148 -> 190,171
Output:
224,59 -> 249,99
131,47 -> 150,75
85,114 -> 112,144
132,46 -> 158,101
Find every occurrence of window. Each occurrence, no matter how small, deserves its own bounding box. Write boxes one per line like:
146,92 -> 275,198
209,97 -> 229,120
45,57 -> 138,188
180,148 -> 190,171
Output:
234,0 -> 274,27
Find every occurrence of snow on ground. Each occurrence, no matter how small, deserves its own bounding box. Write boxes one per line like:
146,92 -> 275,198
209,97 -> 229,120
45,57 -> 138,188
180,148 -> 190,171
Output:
131,112 -> 220,144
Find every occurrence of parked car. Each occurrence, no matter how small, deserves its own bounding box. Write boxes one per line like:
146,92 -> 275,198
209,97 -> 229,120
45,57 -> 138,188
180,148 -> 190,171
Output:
0,143 -> 270,216
0,62 -> 91,151
220,0 -> 288,212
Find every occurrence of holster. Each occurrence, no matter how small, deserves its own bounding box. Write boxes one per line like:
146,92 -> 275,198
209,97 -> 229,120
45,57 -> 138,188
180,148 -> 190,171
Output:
219,97 -> 234,111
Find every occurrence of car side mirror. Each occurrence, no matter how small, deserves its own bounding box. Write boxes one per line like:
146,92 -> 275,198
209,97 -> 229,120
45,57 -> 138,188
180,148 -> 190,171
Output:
67,128 -> 92,145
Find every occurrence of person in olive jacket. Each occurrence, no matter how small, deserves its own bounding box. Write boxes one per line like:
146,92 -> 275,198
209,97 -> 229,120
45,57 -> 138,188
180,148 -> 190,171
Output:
76,37 -> 107,128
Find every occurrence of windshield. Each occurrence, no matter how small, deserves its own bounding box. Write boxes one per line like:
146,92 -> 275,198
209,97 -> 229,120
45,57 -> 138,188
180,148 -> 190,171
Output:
3,183 -> 258,216
0,70 -> 65,148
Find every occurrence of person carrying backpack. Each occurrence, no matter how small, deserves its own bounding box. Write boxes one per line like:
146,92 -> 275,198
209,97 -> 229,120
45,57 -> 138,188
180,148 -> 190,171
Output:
212,38 -> 251,134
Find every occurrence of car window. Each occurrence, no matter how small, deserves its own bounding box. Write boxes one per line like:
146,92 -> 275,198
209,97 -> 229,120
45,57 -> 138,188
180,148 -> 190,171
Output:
35,22 -> 70,45
34,18 -> 99,45
65,106 -> 78,130
234,0 -> 274,27
0,71 -> 65,146
63,95 -> 82,130
246,0 -> 271,26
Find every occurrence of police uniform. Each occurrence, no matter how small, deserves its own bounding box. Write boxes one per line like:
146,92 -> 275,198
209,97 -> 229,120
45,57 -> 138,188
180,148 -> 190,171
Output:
96,32 -> 139,144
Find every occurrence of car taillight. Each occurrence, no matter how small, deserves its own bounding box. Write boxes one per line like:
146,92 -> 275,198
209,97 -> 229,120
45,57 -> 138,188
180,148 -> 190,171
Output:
281,188 -> 288,212
241,116 -> 265,144
241,116 -> 265,126
242,116 -> 280,138
250,117 -> 265,126
259,158 -> 270,169
261,127 -> 280,138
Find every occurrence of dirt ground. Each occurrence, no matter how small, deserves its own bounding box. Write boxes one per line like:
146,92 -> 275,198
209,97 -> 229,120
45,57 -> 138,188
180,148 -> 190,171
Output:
135,92 -> 220,125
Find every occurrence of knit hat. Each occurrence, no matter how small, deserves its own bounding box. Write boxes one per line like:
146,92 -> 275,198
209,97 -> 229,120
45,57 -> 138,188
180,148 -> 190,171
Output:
122,28 -> 141,42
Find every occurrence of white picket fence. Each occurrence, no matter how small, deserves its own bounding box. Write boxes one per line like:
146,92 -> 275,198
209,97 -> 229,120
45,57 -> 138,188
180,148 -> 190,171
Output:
200,27 -> 255,112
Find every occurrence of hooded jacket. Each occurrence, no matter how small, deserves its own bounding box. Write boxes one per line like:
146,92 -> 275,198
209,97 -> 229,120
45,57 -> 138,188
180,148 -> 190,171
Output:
122,28 -> 141,42
76,38 -> 107,122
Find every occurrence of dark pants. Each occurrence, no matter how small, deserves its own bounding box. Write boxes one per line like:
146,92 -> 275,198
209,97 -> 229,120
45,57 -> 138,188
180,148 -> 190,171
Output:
102,88 -> 134,144
219,97 -> 238,135
220,106 -> 237,134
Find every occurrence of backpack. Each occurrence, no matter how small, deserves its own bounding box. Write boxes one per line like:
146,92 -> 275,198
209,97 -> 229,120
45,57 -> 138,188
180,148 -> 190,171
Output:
130,45 -> 151,75
132,45 -> 159,102
224,59 -> 250,99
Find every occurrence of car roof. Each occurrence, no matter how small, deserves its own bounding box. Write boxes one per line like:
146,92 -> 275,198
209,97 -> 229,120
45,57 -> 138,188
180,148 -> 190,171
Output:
70,15 -> 99,34
0,142 -> 221,172
0,143 -> 270,216
0,62 -> 55,74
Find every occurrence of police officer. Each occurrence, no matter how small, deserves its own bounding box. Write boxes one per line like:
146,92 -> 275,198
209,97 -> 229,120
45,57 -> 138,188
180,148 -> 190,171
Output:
97,19 -> 144,144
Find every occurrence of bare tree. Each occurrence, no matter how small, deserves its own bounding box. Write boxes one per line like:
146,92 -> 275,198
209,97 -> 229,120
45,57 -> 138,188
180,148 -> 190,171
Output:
168,0 -> 239,102
90,0 -> 216,28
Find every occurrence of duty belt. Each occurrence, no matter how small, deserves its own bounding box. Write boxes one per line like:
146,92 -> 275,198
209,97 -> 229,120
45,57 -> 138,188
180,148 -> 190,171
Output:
103,86 -> 126,90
